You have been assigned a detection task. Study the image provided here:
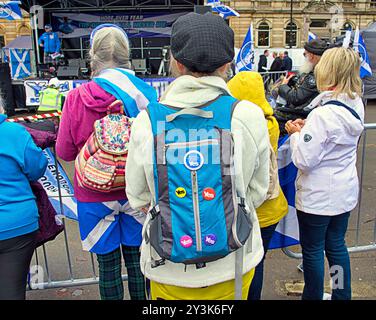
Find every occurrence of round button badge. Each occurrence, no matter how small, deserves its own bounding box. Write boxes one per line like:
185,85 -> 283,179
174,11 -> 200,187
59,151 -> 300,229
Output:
204,234 -> 217,246
203,188 -> 216,201
184,150 -> 204,171
175,187 -> 187,198
180,235 -> 193,248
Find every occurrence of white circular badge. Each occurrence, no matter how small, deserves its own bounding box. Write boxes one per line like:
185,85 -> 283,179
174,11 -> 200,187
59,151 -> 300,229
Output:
184,150 -> 204,171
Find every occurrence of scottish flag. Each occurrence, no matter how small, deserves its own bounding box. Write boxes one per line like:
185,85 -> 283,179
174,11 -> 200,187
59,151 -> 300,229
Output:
308,32 -> 317,42
40,148 -> 78,221
208,0 -> 240,19
353,28 -> 373,79
9,48 -> 31,79
235,24 -> 255,72
0,1 -> 22,20
269,136 -> 300,249
94,68 -> 157,118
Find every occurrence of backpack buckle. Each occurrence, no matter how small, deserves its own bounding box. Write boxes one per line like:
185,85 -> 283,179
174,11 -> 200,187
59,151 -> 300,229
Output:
149,205 -> 160,220
196,263 -> 206,270
151,259 -> 165,269
238,197 -> 246,208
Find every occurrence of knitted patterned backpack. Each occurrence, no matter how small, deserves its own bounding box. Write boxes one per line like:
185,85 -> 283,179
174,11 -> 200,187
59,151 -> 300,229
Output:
75,100 -> 132,193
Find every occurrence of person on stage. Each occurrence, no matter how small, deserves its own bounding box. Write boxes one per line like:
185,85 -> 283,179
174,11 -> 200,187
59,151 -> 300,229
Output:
38,24 -> 61,65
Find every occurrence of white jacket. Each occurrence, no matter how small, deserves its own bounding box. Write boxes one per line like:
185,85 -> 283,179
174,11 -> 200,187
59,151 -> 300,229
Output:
290,92 -> 365,216
125,75 -> 270,288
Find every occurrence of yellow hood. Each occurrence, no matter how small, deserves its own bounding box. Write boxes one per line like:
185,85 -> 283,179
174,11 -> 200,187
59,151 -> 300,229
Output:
229,72 -> 288,228
228,71 -> 274,117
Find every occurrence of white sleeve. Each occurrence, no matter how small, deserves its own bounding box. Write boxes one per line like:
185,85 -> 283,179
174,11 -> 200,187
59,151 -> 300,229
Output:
125,110 -> 154,210
290,110 -> 329,172
232,101 -> 270,210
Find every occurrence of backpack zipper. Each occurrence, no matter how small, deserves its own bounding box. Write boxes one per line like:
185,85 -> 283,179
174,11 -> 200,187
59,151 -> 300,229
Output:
191,171 -> 202,252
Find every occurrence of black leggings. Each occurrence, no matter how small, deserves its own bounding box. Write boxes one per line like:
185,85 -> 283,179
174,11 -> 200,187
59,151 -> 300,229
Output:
0,231 -> 37,300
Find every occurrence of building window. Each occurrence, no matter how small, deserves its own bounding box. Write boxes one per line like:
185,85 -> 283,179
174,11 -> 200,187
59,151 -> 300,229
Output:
371,0 -> 376,8
257,21 -> 270,47
18,25 -> 31,36
310,20 -> 327,28
285,22 -> 298,47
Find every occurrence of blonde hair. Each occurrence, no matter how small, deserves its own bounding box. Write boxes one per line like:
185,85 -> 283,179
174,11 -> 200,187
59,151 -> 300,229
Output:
315,47 -> 362,99
89,27 -> 131,77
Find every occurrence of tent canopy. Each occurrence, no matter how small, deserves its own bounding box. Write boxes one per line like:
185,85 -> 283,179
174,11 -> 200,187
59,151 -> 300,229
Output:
3,35 -> 32,50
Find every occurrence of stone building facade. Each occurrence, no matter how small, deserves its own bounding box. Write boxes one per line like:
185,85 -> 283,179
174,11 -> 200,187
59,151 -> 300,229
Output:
0,10 -> 31,48
228,0 -> 376,49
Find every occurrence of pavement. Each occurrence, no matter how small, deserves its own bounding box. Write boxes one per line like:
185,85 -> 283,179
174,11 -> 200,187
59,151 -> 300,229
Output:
25,100 -> 376,300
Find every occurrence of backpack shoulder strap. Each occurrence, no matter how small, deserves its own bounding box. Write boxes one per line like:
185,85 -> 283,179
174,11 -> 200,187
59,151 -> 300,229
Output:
323,100 -> 361,121
231,100 -> 241,120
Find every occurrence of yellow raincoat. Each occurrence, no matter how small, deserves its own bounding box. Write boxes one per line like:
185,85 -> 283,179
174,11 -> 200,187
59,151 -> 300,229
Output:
228,72 -> 288,228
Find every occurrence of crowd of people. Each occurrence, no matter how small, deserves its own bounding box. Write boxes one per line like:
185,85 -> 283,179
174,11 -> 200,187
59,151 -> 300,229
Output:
0,12 -> 365,301
258,50 -> 293,73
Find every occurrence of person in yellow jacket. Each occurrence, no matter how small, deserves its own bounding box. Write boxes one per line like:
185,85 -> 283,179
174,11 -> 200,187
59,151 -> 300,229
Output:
228,71 -> 289,300
38,78 -> 64,113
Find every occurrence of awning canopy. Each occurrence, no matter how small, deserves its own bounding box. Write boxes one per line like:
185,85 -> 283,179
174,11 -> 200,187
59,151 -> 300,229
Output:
3,35 -> 32,50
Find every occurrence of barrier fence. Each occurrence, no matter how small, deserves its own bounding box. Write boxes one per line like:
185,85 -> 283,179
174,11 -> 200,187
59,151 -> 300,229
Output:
22,98 -> 376,293
26,123 -> 376,292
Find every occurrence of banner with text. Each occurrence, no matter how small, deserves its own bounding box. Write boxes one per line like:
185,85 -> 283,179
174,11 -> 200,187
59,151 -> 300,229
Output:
51,12 -> 188,39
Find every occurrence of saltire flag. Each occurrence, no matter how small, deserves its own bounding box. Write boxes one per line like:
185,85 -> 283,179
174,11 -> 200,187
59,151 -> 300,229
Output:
207,0 -> 240,19
9,48 -> 31,79
0,1 -> 22,20
269,136 -> 300,249
235,24 -> 255,72
353,28 -> 373,79
39,148 -> 78,221
308,31 -> 317,42
94,68 -> 157,118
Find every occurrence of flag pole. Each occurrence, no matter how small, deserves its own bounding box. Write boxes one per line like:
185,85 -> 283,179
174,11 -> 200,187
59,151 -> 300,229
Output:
31,0 -> 41,67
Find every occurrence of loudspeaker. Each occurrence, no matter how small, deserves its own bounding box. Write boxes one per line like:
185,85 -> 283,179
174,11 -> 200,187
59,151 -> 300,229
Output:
68,59 -> 86,68
194,5 -> 212,14
0,63 -> 15,116
57,66 -> 80,79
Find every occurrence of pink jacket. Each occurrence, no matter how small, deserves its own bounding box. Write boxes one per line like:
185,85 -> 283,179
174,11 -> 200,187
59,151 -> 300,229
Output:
56,81 -> 125,202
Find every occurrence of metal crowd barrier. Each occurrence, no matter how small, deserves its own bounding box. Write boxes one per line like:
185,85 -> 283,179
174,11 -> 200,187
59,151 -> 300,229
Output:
28,147 -> 129,291
25,83 -> 376,293
259,70 -> 288,87
282,123 -> 376,260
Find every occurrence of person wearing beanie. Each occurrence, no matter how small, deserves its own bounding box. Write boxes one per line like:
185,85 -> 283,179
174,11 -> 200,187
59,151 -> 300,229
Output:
126,12 -> 270,300
274,38 -> 329,136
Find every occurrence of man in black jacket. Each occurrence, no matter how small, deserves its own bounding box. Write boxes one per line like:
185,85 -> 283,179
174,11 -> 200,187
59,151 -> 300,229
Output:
281,51 -> 293,71
258,50 -> 269,73
274,39 -> 329,136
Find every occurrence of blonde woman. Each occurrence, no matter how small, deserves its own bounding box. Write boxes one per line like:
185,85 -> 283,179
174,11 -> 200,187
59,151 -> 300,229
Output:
285,47 -> 364,300
56,24 -> 156,300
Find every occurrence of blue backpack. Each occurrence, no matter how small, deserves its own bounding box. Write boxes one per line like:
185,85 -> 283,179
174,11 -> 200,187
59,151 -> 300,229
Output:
146,95 -> 252,266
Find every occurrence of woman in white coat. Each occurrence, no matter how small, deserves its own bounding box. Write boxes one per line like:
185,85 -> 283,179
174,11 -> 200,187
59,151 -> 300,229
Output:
285,47 -> 364,300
